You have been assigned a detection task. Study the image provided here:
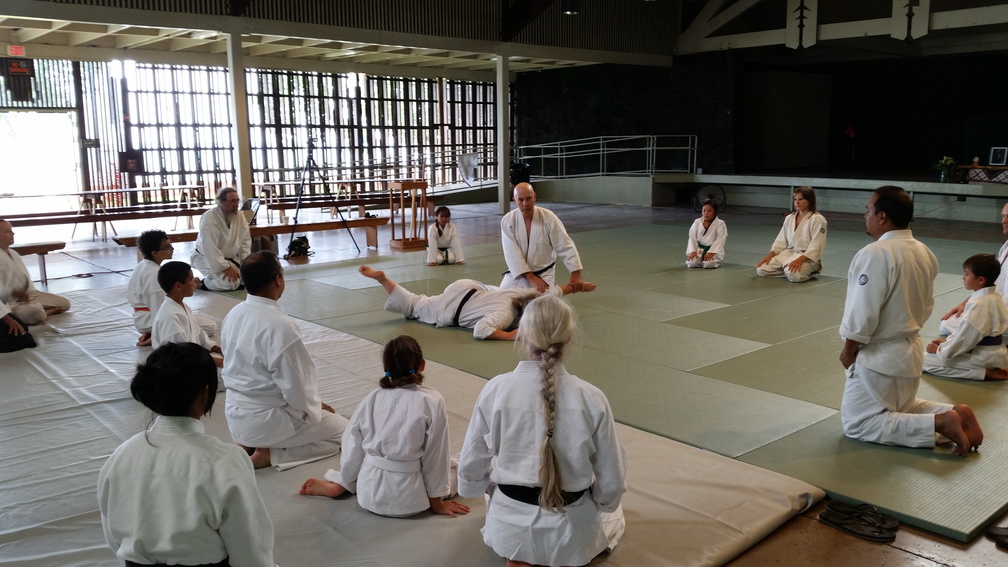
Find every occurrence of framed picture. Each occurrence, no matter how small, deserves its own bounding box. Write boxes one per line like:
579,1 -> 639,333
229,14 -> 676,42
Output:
991,147 -> 1008,166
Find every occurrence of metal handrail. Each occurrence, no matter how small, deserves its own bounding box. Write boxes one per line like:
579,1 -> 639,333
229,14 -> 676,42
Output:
516,135 -> 697,179
253,145 -> 497,191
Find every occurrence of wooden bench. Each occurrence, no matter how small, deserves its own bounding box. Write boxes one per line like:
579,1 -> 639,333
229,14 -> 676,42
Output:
113,217 -> 390,259
11,241 -> 66,285
7,206 -> 211,241
264,193 -> 444,223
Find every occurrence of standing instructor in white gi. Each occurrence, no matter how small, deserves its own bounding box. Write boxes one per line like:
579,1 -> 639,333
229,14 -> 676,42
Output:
500,182 -> 583,294
839,186 -> 982,457
192,187 -> 251,291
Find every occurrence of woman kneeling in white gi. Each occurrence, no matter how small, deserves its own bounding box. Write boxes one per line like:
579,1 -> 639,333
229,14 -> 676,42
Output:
459,294 -> 628,567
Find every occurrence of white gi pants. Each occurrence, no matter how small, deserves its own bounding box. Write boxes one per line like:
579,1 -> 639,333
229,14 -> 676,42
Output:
191,252 -> 243,291
686,255 -> 722,269
10,289 -> 71,324
756,251 -> 820,283
267,410 -> 348,471
433,247 -> 458,265
840,363 -> 952,448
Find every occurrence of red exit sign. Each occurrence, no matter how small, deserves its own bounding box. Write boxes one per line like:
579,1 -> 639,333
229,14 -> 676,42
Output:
7,45 -> 25,57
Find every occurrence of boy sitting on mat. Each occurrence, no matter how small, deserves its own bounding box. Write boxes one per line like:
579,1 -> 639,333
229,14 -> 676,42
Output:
151,261 -> 223,368
924,253 -> 1008,381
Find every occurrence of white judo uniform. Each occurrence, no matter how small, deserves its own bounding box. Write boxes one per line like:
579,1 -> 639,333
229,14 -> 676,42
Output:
126,259 -> 164,334
192,207 -> 251,291
97,416 -> 275,567
500,206 -> 582,291
757,211 -> 827,282
322,384 -> 454,517
685,217 -> 728,269
840,229 -> 951,448
221,295 -> 348,469
151,298 -> 216,351
128,260 -> 217,339
940,240 -> 1008,335
384,279 -> 536,339
458,361 -> 628,567
0,247 -> 70,324
924,287 -> 1008,380
427,221 -> 465,264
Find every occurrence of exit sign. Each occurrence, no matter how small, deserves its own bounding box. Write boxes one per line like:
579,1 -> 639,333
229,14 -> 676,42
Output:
7,45 -> 25,57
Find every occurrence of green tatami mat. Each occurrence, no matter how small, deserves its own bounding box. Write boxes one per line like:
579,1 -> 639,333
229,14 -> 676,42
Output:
563,348 -> 836,458
668,286 -> 846,344
738,411 -> 1008,542
691,327 -> 845,408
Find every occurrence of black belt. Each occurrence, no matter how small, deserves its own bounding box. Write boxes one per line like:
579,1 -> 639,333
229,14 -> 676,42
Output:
977,335 -> 1004,346
452,288 -> 478,326
497,484 -> 586,507
126,559 -> 228,567
502,261 -> 556,278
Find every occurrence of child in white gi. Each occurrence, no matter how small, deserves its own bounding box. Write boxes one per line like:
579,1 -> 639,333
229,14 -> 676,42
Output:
98,343 -> 274,567
126,230 -> 173,346
925,253 -> 1008,381
299,335 -> 470,518
151,261 -> 223,367
427,206 -> 465,266
685,200 -> 727,269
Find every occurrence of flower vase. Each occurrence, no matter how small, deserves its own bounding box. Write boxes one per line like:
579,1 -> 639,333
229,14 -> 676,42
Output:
940,170 -> 949,183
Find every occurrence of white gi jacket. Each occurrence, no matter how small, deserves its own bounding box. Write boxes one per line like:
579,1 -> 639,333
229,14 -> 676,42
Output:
427,221 -> 465,264
151,298 -> 216,350
940,240 -> 1008,335
192,207 -> 251,279
925,287 -> 1008,379
458,361 -> 627,566
97,416 -> 274,567
840,229 -> 938,377
328,384 -> 452,517
770,210 -> 827,263
126,259 -> 165,332
500,207 -> 582,289
220,295 -> 323,447
685,217 -> 727,257
384,279 -> 535,339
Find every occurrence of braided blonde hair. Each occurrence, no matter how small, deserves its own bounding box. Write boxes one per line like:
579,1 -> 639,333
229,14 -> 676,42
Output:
519,294 -> 575,512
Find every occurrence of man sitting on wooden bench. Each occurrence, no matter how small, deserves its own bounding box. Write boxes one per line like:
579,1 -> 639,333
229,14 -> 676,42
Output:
0,219 -> 70,324
191,188 -> 251,291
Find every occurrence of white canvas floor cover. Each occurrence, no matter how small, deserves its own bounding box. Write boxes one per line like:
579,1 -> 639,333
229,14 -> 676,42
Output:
0,287 -> 823,567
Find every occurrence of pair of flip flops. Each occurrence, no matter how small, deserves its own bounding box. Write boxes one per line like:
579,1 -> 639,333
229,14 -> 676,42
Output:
985,525 -> 1008,551
818,500 -> 900,543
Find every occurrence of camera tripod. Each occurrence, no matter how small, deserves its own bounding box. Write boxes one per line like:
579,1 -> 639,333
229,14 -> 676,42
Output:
289,139 -> 360,254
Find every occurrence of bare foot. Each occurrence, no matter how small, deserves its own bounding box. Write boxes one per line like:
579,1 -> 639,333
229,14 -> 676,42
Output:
581,281 -> 597,292
359,265 -> 384,281
426,262 -> 437,266
249,448 -> 271,469
985,368 -> 1008,380
935,410 -> 972,457
953,404 -> 983,450
136,333 -> 152,347
300,478 -> 346,498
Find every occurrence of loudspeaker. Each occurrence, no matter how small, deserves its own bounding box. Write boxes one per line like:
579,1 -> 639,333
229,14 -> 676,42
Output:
509,161 -> 531,187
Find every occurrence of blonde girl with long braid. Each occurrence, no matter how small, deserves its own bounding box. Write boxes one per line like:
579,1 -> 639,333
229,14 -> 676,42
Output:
459,294 -> 627,567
